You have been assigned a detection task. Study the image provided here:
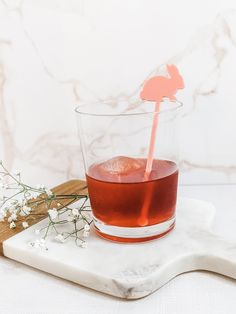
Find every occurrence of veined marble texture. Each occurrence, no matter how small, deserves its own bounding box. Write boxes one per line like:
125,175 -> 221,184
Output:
4,198 -> 236,299
0,0 -> 236,186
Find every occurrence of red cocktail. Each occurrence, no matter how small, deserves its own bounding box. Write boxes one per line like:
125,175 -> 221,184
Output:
76,99 -> 182,242
86,156 -> 178,242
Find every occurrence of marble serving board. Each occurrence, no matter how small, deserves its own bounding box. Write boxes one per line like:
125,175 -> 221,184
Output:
2,197 -> 236,299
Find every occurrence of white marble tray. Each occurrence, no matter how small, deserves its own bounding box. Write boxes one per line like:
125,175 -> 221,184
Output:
3,198 -> 236,299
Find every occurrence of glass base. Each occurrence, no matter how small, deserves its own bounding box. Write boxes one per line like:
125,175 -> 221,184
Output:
93,216 -> 175,243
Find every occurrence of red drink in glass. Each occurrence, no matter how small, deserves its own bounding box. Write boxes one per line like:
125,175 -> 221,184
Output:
86,156 -> 178,242
76,99 -> 182,242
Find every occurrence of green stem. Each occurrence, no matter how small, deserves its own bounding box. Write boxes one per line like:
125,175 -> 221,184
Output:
0,190 -> 24,208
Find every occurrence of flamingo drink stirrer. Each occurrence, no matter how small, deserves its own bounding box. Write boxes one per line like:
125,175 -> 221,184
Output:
139,64 -> 184,225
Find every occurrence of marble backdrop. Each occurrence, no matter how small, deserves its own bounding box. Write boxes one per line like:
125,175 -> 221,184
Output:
0,0 -> 236,187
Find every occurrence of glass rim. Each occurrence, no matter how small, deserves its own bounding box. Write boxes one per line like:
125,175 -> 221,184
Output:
75,99 -> 183,117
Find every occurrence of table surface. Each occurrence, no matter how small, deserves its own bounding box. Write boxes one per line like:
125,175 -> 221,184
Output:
1,184 -> 236,314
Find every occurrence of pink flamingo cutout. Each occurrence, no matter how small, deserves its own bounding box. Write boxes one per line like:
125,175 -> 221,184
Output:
139,64 -> 184,226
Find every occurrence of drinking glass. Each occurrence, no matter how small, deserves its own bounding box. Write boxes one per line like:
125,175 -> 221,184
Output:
75,100 -> 182,242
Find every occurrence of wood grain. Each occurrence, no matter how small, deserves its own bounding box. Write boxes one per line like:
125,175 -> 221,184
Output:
0,179 -> 87,256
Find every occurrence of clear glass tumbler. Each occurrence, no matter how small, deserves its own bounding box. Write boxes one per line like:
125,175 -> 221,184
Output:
75,100 -> 182,242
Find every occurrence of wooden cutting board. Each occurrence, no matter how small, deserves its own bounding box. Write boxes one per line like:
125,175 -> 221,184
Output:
0,179 -> 88,255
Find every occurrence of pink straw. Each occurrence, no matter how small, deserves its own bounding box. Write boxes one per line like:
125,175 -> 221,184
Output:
138,64 -> 184,226
139,101 -> 160,226
144,101 -> 160,181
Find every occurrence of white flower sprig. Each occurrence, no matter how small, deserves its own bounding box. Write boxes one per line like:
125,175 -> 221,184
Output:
0,161 -> 92,248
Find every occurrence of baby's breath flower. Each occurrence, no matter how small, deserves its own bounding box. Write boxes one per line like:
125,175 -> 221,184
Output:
45,189 -> 53,197
67,214 -> 74,222
9,207 -> 16,214
55,234 -> 65,243
84,224 -> 90,232
22,221 -> 29,229
35,229 -> 41,235
83,231 -> 89,238
19,210 -> 26,217
25,191 -> 33,199
38,239 -> 47,248
21,205 -> 31,216
80,241 -> 87,248
8,213 -> 17,223
30,238 -> 47,250
29,191 -> 40,199
36,184 -> 45,190
11,213 -> 17,220
48,208 -> 58,220
18,199 -> 26,206
9,221 -> 16,229
72,208 -> 80,218
35,239 -> 46,248
0,162 -> 92,249
13,170 -> 20,176
24,205 -> 32,212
